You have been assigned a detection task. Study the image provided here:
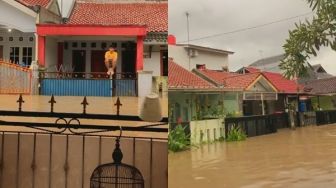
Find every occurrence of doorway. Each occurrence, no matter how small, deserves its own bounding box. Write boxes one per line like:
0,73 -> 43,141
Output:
91,50 -> 106,72
72,50 -> 86,73
121,42 -> 136,77
0,46 -> 3,61
161,50 -> 168,76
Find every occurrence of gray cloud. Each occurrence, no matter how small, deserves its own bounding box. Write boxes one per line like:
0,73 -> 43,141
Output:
169,0 -> 336,75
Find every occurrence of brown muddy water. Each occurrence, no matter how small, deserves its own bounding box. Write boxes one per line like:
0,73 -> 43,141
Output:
169,125 -> 336,188
0,95 -> 168,138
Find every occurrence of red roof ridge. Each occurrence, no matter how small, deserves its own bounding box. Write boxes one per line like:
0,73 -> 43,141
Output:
67,1 -> 167,32
75,1 -> 167,4
168,59 -> 215,90
16,0 -> 51,8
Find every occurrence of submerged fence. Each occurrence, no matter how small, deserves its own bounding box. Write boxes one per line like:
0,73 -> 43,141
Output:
225,113 -> 288,138
0,61 -> 32,94
316,110 -> 336,125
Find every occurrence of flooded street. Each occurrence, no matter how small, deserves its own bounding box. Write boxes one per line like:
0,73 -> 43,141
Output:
169,126 -> 336,188
0,95 -> 168,138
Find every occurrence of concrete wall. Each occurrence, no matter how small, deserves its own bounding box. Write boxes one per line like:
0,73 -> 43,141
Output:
168,45 -> 229,71
45,37 -> 58,71
143,45 -> 165,76
144,51 -> 161,76
0,1 -> 36,33
0,30 -> 36,64
190,118 -> 225,145
0,133 -> 168,188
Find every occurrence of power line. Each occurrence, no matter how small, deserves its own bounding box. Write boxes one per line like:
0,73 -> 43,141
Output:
177,12 -> 313,43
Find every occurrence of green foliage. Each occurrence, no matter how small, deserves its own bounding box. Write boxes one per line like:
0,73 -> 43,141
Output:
280,0 -> 336,79
226,125 -> 247,142
168,125 -> 190,152
226,111 -> 242,118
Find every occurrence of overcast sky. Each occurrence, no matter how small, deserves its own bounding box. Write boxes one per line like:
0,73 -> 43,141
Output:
169,0 -> 336,75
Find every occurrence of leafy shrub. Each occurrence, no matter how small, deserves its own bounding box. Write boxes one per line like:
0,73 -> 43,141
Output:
226,125 -> 247,142
168,125 -> 190,152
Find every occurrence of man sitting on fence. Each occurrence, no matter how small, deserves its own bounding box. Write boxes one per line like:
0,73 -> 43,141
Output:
105,46 -> 118,76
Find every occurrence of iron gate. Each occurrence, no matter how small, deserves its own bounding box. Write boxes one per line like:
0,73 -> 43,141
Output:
0,61 -> 32,94
0,95 -> 168,188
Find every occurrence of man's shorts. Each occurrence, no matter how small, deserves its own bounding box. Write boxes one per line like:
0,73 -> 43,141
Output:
108,60 -> 113,68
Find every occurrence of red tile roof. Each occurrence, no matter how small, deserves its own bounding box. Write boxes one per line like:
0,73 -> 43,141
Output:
199,69 -> 261,89
168,59 -> 215,90
16,0 -> 50,8
262,72 -> 301,93
225,73 -> 261,89
240,67 -> 301,93
67,2 -> 168,32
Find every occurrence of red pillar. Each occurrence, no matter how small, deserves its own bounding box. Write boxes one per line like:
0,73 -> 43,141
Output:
38,36 -> 46,67
136,36 -> 144,71
57,42 -> 64,71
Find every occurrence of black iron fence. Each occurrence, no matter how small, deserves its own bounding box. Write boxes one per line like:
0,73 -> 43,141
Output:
225,113 -> 288,138
316,110 -> 336,125
0,132 -> 167,188
0,95 -> 168,188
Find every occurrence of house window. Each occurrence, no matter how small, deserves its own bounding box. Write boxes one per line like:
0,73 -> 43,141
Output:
29,37 -> 34,42
19,37 -> 23,41
9,37 -> 13,41
0,37 -> 3,41
183,107 -> 189,122
174,103 -> 181,123
101,42 -> 107,49
10,47 -> 19,63
81,42 -> 86,48
64,42 -> 68,50
22,47 -> 33,66
72,42 -> 78,48
161,50 -> 168,76
91,42 -> 96,48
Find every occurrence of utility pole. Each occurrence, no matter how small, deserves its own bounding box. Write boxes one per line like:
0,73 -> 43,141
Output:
186,12 -> 191,70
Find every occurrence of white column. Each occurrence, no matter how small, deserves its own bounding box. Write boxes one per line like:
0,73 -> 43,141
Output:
137,71 -> 153,97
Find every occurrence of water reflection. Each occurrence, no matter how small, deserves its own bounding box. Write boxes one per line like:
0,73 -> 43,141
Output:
169,126 -> 336,188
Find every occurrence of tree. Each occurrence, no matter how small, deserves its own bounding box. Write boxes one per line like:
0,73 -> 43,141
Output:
280,0 -> 336,79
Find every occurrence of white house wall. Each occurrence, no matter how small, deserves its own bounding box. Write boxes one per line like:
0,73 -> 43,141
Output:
45,37 -> 58,71
0,1 -> 36,32
144,51 -> 161,76
190,119 -> 225,145
169,45 -> 229,71
0,30 -> 35,63
62,41 -> 123,73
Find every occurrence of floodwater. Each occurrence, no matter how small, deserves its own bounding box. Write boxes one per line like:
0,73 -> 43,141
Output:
169,125 -> 336,188
0,94 -> 168,138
